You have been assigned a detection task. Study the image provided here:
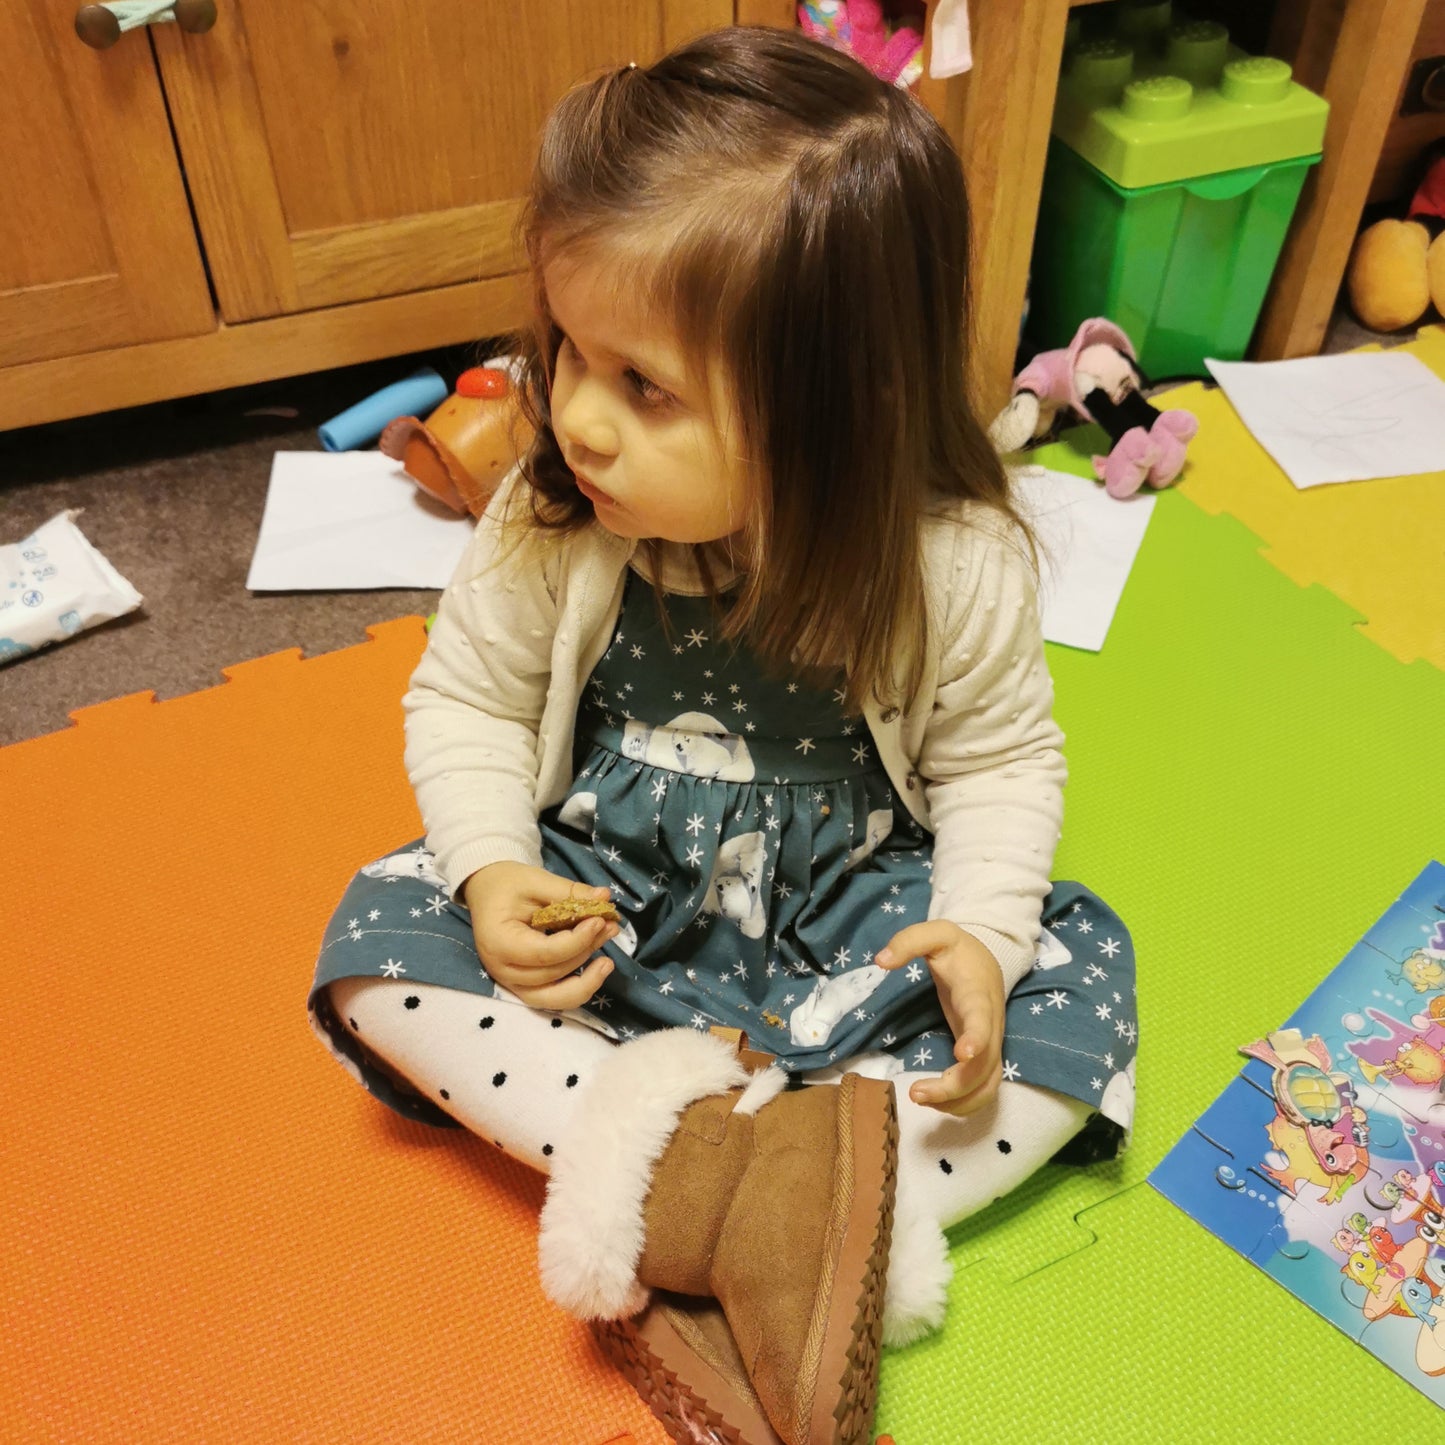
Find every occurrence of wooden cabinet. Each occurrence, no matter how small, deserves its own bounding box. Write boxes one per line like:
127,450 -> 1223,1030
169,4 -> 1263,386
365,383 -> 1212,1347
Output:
1,0 -> 729,429
2,0 -> 1064,431
4,0 -> 1421,434
150,1 -> 730,321
0,3 -> 213,370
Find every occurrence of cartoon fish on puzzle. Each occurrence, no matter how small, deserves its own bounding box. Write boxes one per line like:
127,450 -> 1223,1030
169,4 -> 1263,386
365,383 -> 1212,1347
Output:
1358,1036 -> 1445,1088
1341,1251 -> 1377,1293
1241,1029 -> 1370,1199
1395,946 -> 1445,995
1348,1006 -> 1445,1091
1400,1278 -> 1441,1325
1261,1110 -> 1369,1206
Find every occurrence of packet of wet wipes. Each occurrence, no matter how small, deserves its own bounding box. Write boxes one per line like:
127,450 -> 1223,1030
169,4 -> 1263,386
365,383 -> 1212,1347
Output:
0,511 -> 143,666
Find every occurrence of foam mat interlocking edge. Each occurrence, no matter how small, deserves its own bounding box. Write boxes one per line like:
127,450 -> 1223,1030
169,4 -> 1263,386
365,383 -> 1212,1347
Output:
1,614 -> 668,1445
1162,322 -> 1445,673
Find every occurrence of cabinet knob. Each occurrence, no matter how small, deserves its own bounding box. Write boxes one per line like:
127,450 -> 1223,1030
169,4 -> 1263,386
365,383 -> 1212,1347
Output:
173,0 -> 218,35
75,5 -> 122,48
75,0 -> 217,50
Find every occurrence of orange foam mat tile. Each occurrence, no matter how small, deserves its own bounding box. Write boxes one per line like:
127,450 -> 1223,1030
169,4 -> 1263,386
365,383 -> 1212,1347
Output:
1164,322 -> 1445,672
0,618 -> 667,1445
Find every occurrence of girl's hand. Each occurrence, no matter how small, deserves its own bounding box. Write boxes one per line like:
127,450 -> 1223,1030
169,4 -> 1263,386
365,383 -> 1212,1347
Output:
462,862 -> 618,1010
876,922 -> 1005,1117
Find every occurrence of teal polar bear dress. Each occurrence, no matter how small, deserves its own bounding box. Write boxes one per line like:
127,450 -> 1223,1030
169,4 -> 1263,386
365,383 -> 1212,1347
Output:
311,571 -> 1137,1158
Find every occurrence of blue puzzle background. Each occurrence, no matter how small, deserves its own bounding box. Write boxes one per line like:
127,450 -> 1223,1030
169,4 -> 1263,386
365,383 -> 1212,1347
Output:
1151,862 -> 1445,1404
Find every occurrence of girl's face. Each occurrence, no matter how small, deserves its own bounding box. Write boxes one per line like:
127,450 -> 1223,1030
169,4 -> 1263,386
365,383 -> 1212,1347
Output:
545,256 -> 750,544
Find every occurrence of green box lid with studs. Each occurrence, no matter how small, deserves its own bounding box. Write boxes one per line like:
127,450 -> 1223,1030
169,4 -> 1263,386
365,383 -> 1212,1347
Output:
1053,10 -> 1329,189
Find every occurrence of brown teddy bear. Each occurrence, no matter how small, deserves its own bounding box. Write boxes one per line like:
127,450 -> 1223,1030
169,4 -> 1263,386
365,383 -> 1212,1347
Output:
1347,141 -> 1445,333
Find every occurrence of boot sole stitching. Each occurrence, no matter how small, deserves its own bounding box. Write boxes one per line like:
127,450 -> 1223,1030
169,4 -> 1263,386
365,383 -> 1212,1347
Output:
595,1311 -> 779,1445
807,1075 -> 899,1445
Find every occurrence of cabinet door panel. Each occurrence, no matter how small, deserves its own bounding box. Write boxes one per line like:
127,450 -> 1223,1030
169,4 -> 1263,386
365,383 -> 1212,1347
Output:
154,0 -> 731,321
0,3 -> 213,368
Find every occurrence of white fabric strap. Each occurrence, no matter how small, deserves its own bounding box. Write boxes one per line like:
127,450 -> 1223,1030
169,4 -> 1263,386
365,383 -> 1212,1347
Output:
929,0 -> 973,78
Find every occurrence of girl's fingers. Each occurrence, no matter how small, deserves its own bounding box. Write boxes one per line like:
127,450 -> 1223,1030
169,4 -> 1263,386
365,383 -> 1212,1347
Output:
910,1058 -> 1003,1117
497,916 -> 618,972
875,921 -> 954,970
941,993 -> 998,1060
509,955 -> 614,1011
526,868 -> 614,907
540,918 -> 617,975
933,1068 -> 1003,1118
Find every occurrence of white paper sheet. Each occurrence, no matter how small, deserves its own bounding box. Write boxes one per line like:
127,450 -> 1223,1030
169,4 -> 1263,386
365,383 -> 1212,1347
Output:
1206,352 -> 1445,488
1012,467 -> 1156,652
246,452 -> 472,591
245,452 -> 1152,649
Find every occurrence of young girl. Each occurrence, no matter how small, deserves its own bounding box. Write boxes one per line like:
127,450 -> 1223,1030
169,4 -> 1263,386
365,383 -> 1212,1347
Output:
309,26 -> 1135,1445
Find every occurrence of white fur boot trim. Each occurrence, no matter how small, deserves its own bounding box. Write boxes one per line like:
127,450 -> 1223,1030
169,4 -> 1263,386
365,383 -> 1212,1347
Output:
733,1063 -> 788,1117
538,1028 -> 749,1321
881,1187 -> 952,1347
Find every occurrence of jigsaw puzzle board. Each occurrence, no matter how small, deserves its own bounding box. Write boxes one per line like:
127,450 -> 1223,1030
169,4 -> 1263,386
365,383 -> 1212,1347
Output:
1151,864 -> 1445,1405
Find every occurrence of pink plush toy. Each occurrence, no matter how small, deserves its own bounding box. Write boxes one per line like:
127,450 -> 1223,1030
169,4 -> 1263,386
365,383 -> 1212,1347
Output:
988,318 -> 1199,498
797,0 -> 926,86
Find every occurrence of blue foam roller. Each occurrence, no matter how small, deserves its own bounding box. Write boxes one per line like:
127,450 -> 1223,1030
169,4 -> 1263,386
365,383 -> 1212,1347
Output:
317,367 -> 450,452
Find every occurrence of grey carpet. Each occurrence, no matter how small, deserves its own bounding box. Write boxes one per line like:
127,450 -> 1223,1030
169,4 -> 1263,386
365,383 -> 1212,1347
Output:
0,344 -> 489,747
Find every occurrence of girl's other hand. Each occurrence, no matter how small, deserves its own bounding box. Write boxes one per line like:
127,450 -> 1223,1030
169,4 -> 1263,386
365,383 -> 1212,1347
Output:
876,921 -> 1005,1117
462,861 -> 618,1010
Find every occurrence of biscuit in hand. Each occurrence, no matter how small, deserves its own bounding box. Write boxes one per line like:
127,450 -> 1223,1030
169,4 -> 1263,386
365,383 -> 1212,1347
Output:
529,896 -> 621,933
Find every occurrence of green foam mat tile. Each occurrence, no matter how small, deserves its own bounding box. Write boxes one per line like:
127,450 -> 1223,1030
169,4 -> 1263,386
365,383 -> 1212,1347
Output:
874,463 -> 1444,1440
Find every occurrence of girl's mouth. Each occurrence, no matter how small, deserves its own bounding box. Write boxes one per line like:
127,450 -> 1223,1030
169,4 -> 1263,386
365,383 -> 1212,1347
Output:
574,473 -> 618,508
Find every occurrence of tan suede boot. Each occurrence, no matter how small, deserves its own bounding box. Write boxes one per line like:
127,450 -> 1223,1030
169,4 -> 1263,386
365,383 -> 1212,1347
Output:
597,1292 -> 784,1445
538,1029 -> 897,1445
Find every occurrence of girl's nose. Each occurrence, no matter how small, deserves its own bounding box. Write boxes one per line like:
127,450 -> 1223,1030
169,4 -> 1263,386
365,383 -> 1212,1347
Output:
555,376 -> 620,462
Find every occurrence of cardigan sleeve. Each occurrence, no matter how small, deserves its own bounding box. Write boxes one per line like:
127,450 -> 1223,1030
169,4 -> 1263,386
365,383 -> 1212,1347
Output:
921,515 -> 1066,993
402,479 -> 560,896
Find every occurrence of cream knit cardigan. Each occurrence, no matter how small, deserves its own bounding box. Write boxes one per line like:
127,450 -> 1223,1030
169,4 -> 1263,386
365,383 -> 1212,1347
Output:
403,478 -> 1065,994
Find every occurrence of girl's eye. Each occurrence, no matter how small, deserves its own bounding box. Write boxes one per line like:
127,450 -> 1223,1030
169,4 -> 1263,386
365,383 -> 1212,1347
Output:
626,368 -> 673,407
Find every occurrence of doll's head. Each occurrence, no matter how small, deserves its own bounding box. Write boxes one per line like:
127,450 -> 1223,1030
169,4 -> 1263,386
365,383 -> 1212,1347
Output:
513,26 -> 1018,708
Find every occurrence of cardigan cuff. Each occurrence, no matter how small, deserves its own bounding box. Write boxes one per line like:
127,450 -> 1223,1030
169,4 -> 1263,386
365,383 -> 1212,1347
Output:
958,924 -> 1034,995
442,837 -> 545,902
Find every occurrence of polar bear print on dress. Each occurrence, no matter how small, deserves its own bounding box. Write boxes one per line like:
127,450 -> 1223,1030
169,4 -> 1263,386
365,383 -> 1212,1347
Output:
790,964 -> 892,1047
1099,1057 -> 1136,1133
361,846 -> 447,891
700,831 -> 768,938
845,809 -> 896,870
1033,929 -> 1073,971
556,790 -> 598,837
621,712 -> 755,781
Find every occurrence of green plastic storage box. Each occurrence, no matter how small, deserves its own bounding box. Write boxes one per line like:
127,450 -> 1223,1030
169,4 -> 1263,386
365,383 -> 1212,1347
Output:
1028,8 -> 1329,378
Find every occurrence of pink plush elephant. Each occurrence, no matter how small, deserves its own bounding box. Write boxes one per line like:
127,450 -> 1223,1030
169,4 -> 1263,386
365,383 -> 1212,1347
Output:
989,318 -> 1199,498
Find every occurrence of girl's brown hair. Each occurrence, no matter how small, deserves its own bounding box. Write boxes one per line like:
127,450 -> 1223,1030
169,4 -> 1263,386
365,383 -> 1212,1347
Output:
512,25 -> 1024,712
